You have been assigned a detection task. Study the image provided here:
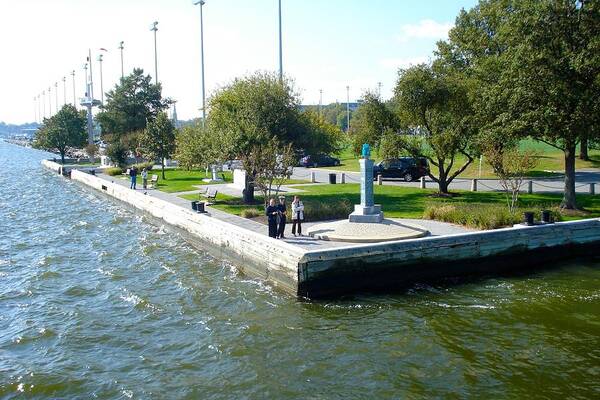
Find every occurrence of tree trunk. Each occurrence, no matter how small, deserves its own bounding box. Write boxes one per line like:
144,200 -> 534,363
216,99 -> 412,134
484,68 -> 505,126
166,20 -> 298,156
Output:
60,150 -> 65,165
580,134 -> 589,161
562,144 -> 577,210
437,164 -> 449,194
161,159 -> 166,180
243,174 -> 255,204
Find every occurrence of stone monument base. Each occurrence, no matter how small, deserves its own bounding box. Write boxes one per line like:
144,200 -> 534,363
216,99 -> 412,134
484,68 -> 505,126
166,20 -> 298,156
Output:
307,219 -> 429,243
348,204 -> 384,223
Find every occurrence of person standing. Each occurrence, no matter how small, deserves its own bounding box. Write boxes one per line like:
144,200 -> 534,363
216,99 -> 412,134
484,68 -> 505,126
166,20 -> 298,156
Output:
265,198 -> 279,238
141,167 -> 148,190
276,196 -> 287,239
291,195 -> 304,236
129,166 -> 138,190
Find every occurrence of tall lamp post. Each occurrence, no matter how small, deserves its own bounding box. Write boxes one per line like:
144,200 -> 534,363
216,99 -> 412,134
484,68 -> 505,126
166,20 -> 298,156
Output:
42,90 -> 46,119
193,1 -> 207,127
278,0 -> 283,82
71,70 -> 76,106
48,86 -> 52,115
54,82 -> 58,113
98,54 -> 104,105
346,85 -> 350,132
150,21 -> 158,83
62,77 -> 67,106
118,41 -> 124,79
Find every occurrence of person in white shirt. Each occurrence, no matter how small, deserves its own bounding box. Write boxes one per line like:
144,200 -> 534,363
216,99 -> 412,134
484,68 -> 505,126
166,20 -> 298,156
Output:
291,195 -> 304,236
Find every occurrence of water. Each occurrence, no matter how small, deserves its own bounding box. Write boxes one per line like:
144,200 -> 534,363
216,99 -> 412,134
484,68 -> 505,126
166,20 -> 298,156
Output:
1,141 -> 599,399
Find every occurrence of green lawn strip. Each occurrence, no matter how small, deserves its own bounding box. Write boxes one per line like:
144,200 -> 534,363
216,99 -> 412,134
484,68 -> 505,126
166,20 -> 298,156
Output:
180,182 -> 600,222
153,169 -> 233,193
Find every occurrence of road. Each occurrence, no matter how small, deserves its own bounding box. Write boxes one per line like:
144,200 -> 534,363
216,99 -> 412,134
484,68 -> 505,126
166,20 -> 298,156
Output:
290,167 -> 600,194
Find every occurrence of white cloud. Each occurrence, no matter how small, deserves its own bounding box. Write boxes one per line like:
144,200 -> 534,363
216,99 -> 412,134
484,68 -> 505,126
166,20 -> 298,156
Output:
396,19 -> 453,43
379,56 -> 429,70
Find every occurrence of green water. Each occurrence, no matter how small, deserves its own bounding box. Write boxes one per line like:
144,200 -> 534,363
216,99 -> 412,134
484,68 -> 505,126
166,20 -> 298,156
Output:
1,141 -> 599,399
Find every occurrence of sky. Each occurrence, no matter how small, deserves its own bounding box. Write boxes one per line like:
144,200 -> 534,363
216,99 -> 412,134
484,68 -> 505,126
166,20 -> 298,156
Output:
0,0 -> 478,124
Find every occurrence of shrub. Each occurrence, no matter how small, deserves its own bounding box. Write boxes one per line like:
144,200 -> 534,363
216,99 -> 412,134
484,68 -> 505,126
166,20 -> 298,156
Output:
299,199 -> 354,222
106,142 -> 128,167
423,202 -> 562,230
105,167 -> 124,176
241,208 -> 262,219
132,161 -> 154,171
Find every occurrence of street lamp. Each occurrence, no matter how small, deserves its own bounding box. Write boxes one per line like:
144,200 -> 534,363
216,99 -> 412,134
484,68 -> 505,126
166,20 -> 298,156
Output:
42,90 -> 46,119
118,41 -> 124,79
150,21 -> 158,83
346,85 -> 350,132
62,76 -> 67,106
48,86 -> 52,115
193,1 -> 206,126
71,70 -> 76,106
97,54 -> 104,105
278,0 -> 283,82
55,82 -> 58,113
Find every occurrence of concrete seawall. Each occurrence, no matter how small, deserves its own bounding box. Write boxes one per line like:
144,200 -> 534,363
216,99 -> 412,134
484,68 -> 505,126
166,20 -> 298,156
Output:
43,160 -> 600,298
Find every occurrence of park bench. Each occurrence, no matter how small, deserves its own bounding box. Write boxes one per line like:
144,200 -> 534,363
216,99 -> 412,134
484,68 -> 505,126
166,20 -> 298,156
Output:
200,188 -> 218,203
150,174 -> 159,189
123,168 -> 130,176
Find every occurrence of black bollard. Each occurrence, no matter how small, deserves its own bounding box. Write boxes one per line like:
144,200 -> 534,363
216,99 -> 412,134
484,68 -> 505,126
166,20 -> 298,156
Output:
329,173 -> 336,184
191,201 -> 198,211
197,202 -> 206,213
523,211 -> 535,226
541,210 -> 553,224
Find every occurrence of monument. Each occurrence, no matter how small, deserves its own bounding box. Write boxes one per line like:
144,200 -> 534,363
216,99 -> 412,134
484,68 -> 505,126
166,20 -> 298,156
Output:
348,143 -> 384,223
306,143 -> 429,243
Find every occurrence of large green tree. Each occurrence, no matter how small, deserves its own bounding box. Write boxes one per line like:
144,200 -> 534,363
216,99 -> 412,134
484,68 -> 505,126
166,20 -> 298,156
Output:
96,68 -> 171,145
139,112 -> 176,180
34,104 -> 87,164
174,123 -> 217,170
348,91 -> 398,155
391,63 -> 479,193
439,0 -> 600,209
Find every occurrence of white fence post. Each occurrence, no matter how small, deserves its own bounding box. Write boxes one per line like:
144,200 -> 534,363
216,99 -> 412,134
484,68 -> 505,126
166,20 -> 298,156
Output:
471,179 -> 478,192
377,174 -> 382,186
528,180 -> 533,194
420,176 -> 426,189
310,171 -> 316,183
590,183 -> 596,195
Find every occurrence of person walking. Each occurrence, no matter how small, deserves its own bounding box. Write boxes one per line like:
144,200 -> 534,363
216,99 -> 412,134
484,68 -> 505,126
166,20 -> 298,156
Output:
129,166 -> 138,190
141,167 -> 148,190
265,198 -> 279,238
276,196 -> 287,239
291,195 -> 304,236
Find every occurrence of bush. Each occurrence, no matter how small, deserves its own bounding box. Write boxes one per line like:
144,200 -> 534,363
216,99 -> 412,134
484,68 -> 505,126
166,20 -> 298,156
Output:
105,167 -> 124,176
132,161 -> 154,171
299,199 -> 353,222
423,203 -> 562,230
241,208 -> 262,219
106,142 -> 128,167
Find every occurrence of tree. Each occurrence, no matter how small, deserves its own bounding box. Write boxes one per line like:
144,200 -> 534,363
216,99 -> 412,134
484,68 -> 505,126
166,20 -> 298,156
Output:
96,68 -> 171,145
348,91 -> 398,155
139,112 -> 176,180
439,0 -> 600,209
391,63 -> 479,194
174,123 -> 217,170
299,110 -> 344,156
85,143 -> 99,163
34,104 -> 87,164
209,72 -> 306,203
106,141 -> 128,167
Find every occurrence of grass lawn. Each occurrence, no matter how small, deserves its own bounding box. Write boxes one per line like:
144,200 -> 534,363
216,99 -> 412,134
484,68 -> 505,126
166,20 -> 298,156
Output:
153,169 -> 233,193
325,139 -> 600,178
181,183 -> 600,223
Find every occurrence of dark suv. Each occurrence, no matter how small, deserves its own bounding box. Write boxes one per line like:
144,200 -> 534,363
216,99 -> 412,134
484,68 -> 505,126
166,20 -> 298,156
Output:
373,158 -> 429,182
298,154 -> 341,168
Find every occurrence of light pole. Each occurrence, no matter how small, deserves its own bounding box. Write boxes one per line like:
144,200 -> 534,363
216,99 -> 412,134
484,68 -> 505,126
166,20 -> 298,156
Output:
346,85 -> 350,132
71,70 -> 76,106
42,90 -> 46,119
193,1 -> 207,127
48,86 -> 52,115
377,82 -> 382,97
97,54 -> 104,105
62,77 -> 67,106
55,82 -> 58,113
278,0 -> 283,82
118,41 -> 124,79
150,21 -> 158,83
319,89 -> 323,115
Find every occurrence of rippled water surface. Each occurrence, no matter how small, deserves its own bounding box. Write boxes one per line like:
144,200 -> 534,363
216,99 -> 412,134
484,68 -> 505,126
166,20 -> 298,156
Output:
1,141 -> 599,399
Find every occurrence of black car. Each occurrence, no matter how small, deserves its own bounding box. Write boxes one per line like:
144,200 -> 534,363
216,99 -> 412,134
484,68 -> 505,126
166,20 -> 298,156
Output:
299,154 -> 341,168
373,157 -> 429,181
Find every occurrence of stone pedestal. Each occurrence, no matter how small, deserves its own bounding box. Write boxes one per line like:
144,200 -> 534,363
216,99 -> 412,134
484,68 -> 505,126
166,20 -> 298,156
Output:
349,158 -> 384,223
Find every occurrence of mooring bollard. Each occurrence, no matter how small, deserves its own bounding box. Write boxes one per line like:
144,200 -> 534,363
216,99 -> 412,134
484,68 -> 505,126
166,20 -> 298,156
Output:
523,211 -> 535,226
310,171 -> 316,183
541,210 -> 553,224
377,174 -> 382,186
341,173 -> 345,184
471,179 -> 478,192
528,180 -> 533,194
590,183 -> 595,195
420,176 -> 426,189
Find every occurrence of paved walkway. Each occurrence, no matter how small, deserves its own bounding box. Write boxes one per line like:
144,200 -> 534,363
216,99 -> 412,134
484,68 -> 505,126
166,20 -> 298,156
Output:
97,173 -> 471,250
292,167 -> 600,194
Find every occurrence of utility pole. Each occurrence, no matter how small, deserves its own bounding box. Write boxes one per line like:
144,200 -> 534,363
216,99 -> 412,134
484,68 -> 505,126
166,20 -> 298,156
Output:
278,0 -> 283,82
71,70 -> 76,107
346,85 -> 350,132
98,54 -> 104,105
62,77 -> 67,106
319,89 -> 323,115
193,1 -> 207,127
118,41 -> 124,79
150,21 -> 159,83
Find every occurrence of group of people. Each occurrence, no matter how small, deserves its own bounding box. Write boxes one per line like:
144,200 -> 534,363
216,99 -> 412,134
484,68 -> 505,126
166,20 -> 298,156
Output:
265,195 -> 304,239
129,167 -> 148,190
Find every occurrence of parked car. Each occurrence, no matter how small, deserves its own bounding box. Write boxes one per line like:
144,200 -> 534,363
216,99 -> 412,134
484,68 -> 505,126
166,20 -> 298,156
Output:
373,157 -> 429,182
298,154 -> 341,168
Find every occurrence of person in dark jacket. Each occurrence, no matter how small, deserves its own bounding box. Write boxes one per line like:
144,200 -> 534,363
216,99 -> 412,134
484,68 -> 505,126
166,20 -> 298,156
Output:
265,198 -> 279,238
276,196 -> 287,239
129,166 -> 138,189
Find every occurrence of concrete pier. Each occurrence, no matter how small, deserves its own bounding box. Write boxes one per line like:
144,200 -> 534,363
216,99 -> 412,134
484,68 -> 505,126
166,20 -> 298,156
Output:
43,160 -> 600,298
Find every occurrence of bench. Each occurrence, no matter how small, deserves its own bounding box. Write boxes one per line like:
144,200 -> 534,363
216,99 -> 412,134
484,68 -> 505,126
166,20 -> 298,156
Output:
200,188 -> 218,203
150,174 -> 159,188
123,168 -> 130,176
